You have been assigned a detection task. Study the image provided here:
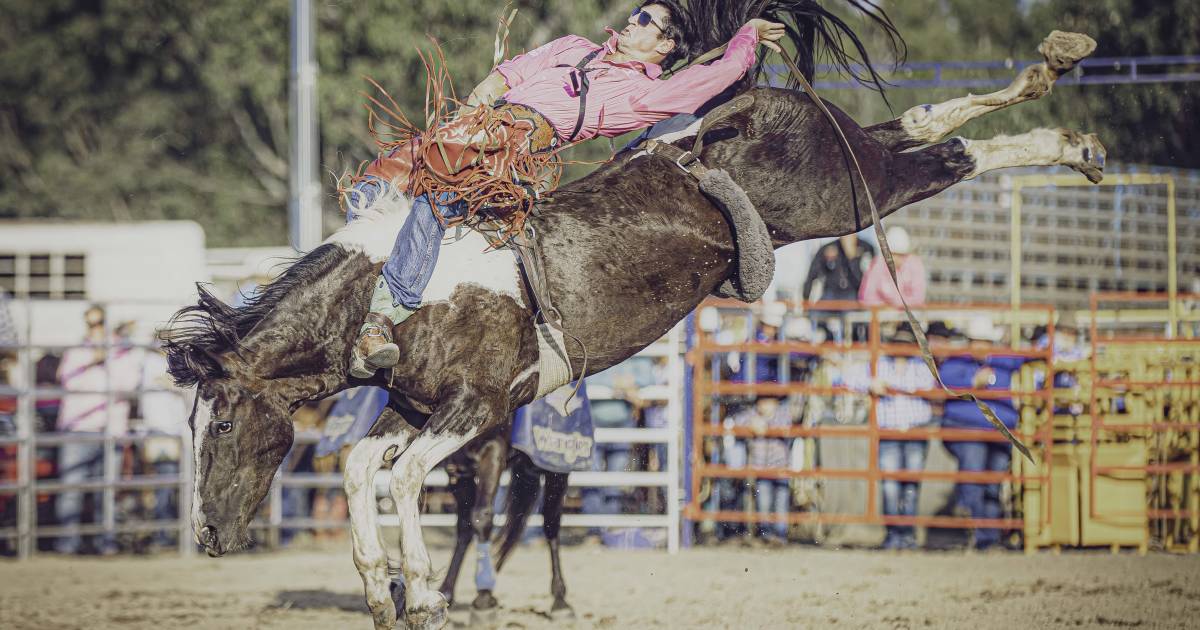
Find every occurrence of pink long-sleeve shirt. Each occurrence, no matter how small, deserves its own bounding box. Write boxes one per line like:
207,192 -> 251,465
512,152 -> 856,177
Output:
496,25 -> 759,141
858,254 -> 928,308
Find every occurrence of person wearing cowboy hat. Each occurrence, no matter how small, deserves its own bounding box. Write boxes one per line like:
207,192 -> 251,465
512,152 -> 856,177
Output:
858,226 -> 927,308
938,316 -> 1026,550
723,301 -> 797,544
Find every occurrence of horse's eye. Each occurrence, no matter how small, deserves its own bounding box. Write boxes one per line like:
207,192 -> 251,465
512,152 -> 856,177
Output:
212,421 -> 234,436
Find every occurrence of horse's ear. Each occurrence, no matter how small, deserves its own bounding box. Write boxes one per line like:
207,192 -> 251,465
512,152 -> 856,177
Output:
161,340 -> 228,387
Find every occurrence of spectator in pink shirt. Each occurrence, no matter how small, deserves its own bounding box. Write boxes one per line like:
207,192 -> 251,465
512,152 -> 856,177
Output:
858,226 -> 927,308
349,3 -> 788,378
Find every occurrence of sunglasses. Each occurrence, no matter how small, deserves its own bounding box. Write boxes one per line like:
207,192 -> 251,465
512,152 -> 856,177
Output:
630,7 -> 666,32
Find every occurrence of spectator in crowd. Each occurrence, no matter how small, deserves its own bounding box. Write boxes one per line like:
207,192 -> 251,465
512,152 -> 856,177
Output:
803,235 -> 875,304
803,235 -> 875,342
730,301 -> 788,383
925,320 -> 958,346
939,316 -> 1025,551
1032,310 -> 1090,416
848,323 -> 936,549
55,305 -> 142,554
0,289 -> 15,433
858,226 -> 927,308
730,395 -> 797,545
0,288 -> 16,352
1036,310 -> 1088,363
138,343 -> 190,547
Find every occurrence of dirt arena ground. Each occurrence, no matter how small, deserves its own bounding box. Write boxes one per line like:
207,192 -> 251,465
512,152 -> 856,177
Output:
2,541 -> 1198,630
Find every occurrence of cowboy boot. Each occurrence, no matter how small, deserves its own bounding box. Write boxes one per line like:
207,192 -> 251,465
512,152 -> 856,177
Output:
349,276 -> 415,379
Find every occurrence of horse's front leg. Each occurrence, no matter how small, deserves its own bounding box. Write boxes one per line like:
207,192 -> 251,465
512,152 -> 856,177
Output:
344,409 -> 419,630
391,395 -> 501,630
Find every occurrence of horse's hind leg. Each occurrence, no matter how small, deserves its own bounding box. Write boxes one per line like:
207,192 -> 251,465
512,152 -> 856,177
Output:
542,471 -> 574,619
882,128 -> 1105,216
493,453 -> 541,570
436,454 -> 476,606
344,409 -> 419,630
466,436 -> 506,619
960,128 -> 1106,182
866,31 -> 1096,151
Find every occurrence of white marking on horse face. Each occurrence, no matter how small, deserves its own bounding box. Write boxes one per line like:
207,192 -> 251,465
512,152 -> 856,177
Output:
190,396 -> 214,539
325,185 -> 525,307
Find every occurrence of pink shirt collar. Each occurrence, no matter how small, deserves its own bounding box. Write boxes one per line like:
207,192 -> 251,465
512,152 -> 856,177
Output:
600,28 -> 663,79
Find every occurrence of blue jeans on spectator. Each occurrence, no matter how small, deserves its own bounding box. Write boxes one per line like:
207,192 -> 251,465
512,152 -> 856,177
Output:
347,179 -> 466,310
944,439 -> 1012,549
754,479 -> 790,541
879,439 -> 928,548
151,460 -> 180,546
55,437 -> 117,554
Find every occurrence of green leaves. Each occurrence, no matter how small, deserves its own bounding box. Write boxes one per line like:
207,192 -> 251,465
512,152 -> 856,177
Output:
4,1 -> 1192,244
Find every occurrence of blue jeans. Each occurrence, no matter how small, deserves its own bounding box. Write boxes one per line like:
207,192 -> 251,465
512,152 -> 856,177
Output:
944,439 -> 1012,548
879,439 -> 928,547
345,178 -> 465,309
55,438 -> 117,554
754,479 -> 790,540
348,178 -> 466,310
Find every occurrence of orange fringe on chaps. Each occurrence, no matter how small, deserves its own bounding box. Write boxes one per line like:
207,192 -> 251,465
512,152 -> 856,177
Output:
342,45 -> 562,238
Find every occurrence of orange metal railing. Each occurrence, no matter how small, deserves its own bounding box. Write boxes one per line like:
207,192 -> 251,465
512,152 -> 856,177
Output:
685,299 -> 1056,533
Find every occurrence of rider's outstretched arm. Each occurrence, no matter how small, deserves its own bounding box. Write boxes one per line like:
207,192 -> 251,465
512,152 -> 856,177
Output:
631,19 -> 784,118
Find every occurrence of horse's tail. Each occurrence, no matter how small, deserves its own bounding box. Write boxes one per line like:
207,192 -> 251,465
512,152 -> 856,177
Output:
687,0 -> 905,101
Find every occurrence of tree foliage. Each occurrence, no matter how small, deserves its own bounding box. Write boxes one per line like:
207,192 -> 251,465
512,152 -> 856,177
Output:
0,0 -> 1195,245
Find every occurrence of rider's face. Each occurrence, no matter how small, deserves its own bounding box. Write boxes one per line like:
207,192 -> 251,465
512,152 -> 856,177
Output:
617,4 -> 675,65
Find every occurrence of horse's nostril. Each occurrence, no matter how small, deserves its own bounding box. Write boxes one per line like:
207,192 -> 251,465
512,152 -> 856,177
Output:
199,526 -> 217,546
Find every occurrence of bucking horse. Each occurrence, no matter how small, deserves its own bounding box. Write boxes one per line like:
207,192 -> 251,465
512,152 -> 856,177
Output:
162,1 -> 1104,626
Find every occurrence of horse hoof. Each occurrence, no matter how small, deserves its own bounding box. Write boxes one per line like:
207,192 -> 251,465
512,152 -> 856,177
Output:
1038,31 -> 1096,75
404,592 -> 449,630
468,604 -> 500,628
1064,130 -> 1106,183
550,601 -> 576,621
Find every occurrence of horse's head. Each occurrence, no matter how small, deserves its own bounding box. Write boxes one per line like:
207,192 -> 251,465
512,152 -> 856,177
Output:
187,376 -> 293,556
159,246 -> 371,555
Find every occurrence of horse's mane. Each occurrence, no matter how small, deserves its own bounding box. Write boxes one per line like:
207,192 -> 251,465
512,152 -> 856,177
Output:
160,243 -> 350,387
686,0 -> 905,102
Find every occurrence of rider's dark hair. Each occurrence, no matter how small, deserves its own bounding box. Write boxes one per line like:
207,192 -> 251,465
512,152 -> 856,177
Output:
641,1 -> 694,70
687,0 -> 906,101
